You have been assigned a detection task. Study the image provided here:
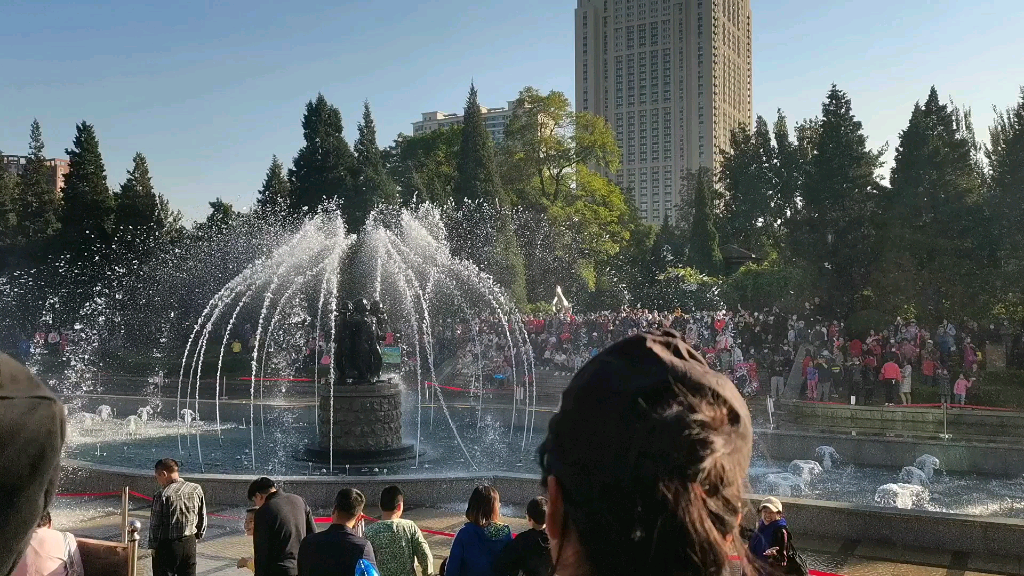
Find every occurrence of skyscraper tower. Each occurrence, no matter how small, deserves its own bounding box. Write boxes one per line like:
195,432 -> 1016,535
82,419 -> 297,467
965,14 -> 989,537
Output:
575,0 -> 752,223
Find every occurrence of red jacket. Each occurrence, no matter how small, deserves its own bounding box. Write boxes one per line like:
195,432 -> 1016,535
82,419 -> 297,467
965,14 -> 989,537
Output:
849,339 -> 863,357
880,361 -> 903,381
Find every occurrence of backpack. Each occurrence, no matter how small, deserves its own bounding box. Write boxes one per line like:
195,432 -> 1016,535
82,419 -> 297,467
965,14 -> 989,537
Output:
778,527 -> 809,576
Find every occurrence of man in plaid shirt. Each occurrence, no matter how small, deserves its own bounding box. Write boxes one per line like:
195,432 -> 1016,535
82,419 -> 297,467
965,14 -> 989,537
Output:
149,458 -> 207,576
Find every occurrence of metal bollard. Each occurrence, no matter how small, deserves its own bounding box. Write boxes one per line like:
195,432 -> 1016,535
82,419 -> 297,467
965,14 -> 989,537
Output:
127,520 -> 141,576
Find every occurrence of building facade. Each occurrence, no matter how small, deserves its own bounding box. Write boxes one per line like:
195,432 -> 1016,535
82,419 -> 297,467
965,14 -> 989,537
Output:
412,101 -> 516,143
575,0 -> 752,223
1,154 -> 70,194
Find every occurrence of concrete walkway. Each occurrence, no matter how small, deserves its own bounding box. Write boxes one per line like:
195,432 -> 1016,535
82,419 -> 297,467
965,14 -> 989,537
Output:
52,501 -> 1023,576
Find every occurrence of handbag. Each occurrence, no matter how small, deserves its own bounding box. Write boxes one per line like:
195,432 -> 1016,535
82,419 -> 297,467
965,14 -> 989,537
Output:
781,528 -> 809,576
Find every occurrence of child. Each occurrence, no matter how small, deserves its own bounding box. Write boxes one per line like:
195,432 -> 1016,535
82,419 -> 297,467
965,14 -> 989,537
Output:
935,366 -> 952,405
954,373 -> 974,406
805,364 -> 819,401
492,497 -> 551,576
237,507 -> 257,571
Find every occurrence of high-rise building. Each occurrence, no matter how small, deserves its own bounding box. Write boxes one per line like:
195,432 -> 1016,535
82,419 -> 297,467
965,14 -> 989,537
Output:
412,101 -> 515,143
1,154 -> 70,194
575,0 -> 752,223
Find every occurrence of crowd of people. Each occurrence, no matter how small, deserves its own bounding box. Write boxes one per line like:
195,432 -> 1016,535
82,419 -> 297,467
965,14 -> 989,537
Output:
442,303 -> 1011,407
4,329 -> 815,576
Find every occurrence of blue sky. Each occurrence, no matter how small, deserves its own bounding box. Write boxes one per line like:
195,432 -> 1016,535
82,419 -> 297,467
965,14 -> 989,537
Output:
2,0 -> 1022,221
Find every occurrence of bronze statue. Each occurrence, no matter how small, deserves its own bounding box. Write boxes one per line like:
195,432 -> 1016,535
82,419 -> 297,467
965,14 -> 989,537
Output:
333,297 -> 386,383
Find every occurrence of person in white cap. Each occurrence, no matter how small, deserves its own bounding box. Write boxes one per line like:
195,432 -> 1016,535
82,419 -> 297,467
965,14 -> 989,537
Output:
748,497 -> 794,572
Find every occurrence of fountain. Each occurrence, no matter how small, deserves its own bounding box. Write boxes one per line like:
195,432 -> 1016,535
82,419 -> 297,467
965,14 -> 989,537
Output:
875,483 -> 930,509
815,446 -> 840,471
915,455 -> 941,481
789,459 -> 824,484
899,466 -> 930,486
763,473 -> 807,497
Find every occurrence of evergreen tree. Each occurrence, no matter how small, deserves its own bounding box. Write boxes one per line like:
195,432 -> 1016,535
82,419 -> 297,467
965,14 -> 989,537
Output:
18,119 -> 61,240
489,214 -> 528,307
288,93 -> 358,216
987,88 -> 1024,304
114,152 -> 165,248
719,116 -> 780,253
193,198 -> 237,236
793,85 -> 884,317
454,83 -> 505,205
772,109 -> 801,230
879,87 -> 992,319
351,101 -> 399,230
61,121 -> 114,248
0,168 -> 19,246
686,167 -> 722,275
255,155 -> 291,214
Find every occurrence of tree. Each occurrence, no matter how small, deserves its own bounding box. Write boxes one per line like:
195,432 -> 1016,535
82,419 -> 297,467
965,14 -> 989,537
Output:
489,214 -> 528,307
987,87 -> 1024,316
288,93 -> 358,216
384,126 -> 461,205
792,85 -> 884,317
719,116 -> 780,254
500,86 -> 619,207
877,87 -> 993,320
351,101 -> 399,229
193,198 -> 238,236
685,166 -> 722,275
61,121 -> 114,248
453,83 -> 505,205
18,119 -> 61,241
255,155 -> 291,214
0,168 -> 19,246
114,152 -> 165,249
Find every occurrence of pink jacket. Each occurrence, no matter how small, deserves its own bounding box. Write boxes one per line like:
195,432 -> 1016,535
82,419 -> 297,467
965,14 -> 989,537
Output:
954,377 -> 973,396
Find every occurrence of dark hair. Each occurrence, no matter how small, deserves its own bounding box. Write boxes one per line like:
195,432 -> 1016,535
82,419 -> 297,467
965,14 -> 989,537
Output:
526,496 -> 547,525
247,477 -> 276,501
334,488 -> 366,519
155,458 -> 179,473
465,485 -> 500,526
245,507 -> 258,515
37,510 -> 52,528
379,485 -> 404,513
539,330 -> 753,576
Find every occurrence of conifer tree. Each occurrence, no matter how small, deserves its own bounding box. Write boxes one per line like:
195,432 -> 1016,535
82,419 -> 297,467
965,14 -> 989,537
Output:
255,155 -> 291,214
61,121 -> 114,247
115,152 -> 164,248
454,83 -> 505,205
0,168 -> 20,246
288,93 -> 358,216
686,167 -> 722,275
18,119 -> 62,240
351,101 -> 399,230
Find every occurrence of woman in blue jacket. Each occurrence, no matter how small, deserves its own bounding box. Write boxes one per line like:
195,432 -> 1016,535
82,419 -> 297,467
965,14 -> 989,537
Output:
445,486 -> 512,576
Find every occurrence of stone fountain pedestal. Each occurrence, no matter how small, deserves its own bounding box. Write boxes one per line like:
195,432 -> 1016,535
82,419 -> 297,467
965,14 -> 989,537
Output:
302,380 -> 417,465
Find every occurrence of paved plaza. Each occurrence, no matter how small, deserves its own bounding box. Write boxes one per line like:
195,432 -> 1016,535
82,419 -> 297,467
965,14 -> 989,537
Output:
53,497 -> 1024,576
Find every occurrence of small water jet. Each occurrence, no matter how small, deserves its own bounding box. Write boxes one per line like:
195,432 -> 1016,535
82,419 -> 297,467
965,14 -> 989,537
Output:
789,459 -> 824,484
764,472 -> 807,497
915,455 -> 941,481
899,466 -> 930,486
875,483 -> 930,509
816,446 -> 840,471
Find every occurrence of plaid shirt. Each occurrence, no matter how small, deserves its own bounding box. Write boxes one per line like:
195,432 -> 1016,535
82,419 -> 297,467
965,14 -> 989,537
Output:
148,478 -> 207,549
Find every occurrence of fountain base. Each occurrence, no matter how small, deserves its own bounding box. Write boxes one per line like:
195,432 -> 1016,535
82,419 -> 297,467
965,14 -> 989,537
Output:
303,381 -> 417,465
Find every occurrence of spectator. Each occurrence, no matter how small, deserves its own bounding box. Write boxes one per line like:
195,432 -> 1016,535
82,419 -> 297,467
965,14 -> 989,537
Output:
747,497 -> 795,573
250,477 -> 317,576
297,489 -> 375,576
364,486 -> 432,576
805,363 -> 819,401
237,508 -> 258,572
814,357 -> 832,402
493,497 -> 551,576
954,373 -> 974,405
936,366 -> 952,406
149,458 -> 207,576
445,486 -> 512,576
11,511 -> 82,576
538,330 -> 753,576
880,360 -> 902,406
0,353 -> 66,576
770,372 -> 785,400
900,364 -> 913,405
920,341 -> 939,387
964,339 -> 979,374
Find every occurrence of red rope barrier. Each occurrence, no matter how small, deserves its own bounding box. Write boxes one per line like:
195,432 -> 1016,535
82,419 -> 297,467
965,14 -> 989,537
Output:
795,400 -> 1022,413
238,377 -> 314,382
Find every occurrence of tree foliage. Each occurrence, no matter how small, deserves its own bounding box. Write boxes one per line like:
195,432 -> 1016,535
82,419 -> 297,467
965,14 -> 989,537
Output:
685,167 -> 722,275
255,155 -> 291,215
351,101 -> 399,229
61,121 -> 114,248
18,119 -> 62,241
114,152 -> 166,250
385,126 -> 461,205
453,83 -> 505,205
288,93 -> 358,216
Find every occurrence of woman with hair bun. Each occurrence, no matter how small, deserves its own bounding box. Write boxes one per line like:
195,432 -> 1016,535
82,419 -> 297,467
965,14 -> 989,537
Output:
538,329 -> 754,576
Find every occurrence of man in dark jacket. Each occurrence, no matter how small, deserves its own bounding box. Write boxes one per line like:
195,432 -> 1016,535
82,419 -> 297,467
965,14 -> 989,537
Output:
297,489 -> 375,576
249,478 -> 317,576
493,497 -> 551,576
0,353 -> 66,576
